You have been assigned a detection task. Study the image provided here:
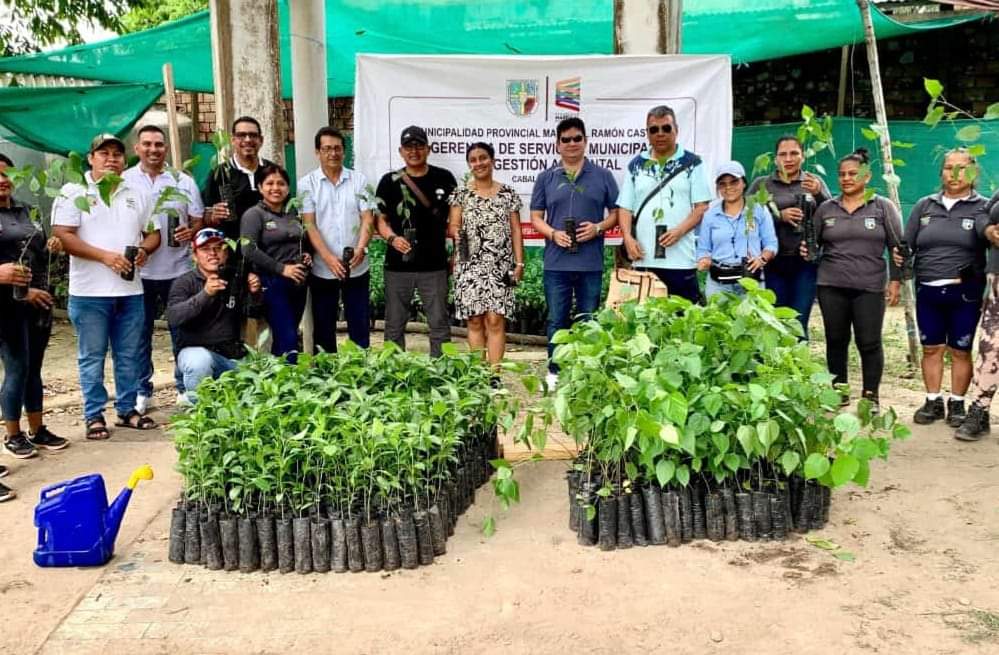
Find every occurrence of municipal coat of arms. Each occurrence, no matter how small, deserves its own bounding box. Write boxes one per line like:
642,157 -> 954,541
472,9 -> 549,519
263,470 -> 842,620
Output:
506,79 -> 539,117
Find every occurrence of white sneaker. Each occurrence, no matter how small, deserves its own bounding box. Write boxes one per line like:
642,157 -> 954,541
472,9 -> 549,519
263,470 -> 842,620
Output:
135,394 -> 150,415
545,372 -> 558,392
176,392 -> 193,408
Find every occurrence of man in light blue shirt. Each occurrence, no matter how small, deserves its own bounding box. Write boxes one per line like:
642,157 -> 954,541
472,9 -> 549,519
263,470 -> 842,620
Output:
618,105 -> 713,302
696,161 -> 778,299
298,127 -> 375,353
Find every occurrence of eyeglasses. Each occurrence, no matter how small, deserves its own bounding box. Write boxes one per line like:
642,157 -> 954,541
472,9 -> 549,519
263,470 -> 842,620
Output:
401,142 -> 428,151
559,135 -> 584,144
233,131 -> 261,141
647,125 -> 674,135
319,145 -> 344,154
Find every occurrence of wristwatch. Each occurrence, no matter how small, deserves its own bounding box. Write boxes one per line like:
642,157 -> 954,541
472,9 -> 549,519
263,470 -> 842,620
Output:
595,223 -> 605,236
387,235 -> 397,247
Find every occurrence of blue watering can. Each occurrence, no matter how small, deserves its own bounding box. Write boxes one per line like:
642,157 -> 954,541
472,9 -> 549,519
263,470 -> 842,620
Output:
33,465 -> 154,567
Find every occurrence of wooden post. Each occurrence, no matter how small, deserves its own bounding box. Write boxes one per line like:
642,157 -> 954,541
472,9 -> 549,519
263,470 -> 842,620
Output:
836,45 -> 849,116
614,0 -> 683,55
162,63 -> 183,168
856,0 -> 920,372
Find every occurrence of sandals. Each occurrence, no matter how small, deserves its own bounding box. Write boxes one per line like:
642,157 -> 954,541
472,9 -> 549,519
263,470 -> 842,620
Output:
85,417 -> 111,441
115,410 -> 158,431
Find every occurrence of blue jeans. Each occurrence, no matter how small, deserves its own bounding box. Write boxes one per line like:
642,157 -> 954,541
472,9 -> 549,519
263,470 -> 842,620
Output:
67,294 -> 145,421
0,307 -> 51,421
309,272 -> 371,353
639,268 -> 701,304
176,347 -> 238,404
766,255 -> 818,338
140,277 -> 184,396
543,269 -> 602,373
262,274 -> 309,362
705,276 -> 759,299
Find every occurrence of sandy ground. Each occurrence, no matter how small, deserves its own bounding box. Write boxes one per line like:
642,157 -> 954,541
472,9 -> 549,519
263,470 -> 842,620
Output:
2,318 -> 998,654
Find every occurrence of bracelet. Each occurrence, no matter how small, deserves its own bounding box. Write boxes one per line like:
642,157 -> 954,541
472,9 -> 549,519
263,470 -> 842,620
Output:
387,235 -> 397,246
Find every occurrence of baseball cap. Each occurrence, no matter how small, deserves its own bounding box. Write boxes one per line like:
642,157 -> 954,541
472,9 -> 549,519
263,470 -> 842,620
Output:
400,125 -> 428,146
89,133 -> 126,154
714,160 -> 746,182
193,228 -> 226,249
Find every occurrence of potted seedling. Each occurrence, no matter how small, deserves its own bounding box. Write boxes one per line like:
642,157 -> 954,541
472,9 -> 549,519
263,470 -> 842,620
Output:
558,168 -> 583,254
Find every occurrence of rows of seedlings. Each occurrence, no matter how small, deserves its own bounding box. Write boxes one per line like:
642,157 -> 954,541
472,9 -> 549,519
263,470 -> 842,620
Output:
538,281 -> 911,550
168,342 -> 517,573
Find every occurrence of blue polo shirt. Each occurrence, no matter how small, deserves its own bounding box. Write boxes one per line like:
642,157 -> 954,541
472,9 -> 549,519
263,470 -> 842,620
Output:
617,146 -> 712,270
696,200 -> 779,265
530,159 -> 618,272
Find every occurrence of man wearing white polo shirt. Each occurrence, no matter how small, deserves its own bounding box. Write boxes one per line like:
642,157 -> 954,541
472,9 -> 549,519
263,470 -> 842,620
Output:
298,127 -> 375,352
52,133 -> 162,440
123,125 -> 204,412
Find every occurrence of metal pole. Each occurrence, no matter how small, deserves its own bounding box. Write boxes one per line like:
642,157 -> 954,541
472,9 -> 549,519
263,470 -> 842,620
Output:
856,0 -> 920,372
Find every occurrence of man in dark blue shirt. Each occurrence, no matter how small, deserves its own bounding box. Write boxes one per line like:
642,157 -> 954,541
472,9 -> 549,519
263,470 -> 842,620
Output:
529,118 -> 618,389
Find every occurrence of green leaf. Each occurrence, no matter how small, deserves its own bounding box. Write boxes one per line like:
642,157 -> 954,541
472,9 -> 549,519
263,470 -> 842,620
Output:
748,384 -> 767,401
803,453 -> 830,480
923,105 -> 945,128
723,453 -> 741,472
861,127 -> 879,141
801,104 -> 815,120
853,458 -> 871,487
780,450 -> 801,476
710,420 -> 725,433
675,464 -> 690,487
736,425 -> 756,457
830,454 -> 860,486
834,413 -> 861,437
482,516 -> 496,537
832,550 -> 856,562
892,423 -> 912,440
955,125 -> 981,142
585,504 -> 596,522
923,78 -> 943,100
968,144 -> 987,157
984,103 -> 999,120
655,459 -> 676,487
805,535 -> 839,550
711,432 -> 729,454
614,372 -> 638,390
74,196 -> 91,213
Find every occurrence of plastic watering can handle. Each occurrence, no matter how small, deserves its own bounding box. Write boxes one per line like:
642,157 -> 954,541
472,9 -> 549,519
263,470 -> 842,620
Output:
127,465 -> 154,489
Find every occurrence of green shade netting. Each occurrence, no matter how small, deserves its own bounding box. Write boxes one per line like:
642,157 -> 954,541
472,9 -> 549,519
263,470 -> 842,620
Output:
0,0 -> 980,97
731,118 -> 999,218
0,82 -> 164,155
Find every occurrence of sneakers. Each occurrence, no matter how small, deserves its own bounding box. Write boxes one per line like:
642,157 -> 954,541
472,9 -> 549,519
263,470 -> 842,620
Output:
545,372 -> 559,392
29,425 -> 69,451
136,393 -> 151,415
861,390 -> 880,416
913,397 -> 945,425
0,464 -> 7,478
2,433 -> 37,459
946,399 -> 967,428
176,392 -> 193,408
955,402 -> 991,441
0,480 -> 13,502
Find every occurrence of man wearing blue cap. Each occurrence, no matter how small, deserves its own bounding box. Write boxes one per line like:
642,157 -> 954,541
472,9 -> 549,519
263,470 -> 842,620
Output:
166,228 -> 262,404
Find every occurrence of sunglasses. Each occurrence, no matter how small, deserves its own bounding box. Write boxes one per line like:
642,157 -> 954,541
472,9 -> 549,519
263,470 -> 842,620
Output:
559,135 -> 585,144
233,131 -> 261,140
647,125 -> 674,135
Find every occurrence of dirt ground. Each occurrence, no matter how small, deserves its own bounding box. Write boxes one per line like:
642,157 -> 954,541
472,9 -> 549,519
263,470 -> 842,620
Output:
2,314 -> 999,654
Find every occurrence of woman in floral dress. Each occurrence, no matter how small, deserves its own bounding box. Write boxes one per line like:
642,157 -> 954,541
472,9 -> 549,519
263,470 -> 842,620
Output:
448,142 -> 525,365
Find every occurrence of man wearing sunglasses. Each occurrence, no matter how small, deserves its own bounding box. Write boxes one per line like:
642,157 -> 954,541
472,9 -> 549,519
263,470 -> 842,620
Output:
618,105 -> 712,303
166,228 -> 262,404
530,117 -> 619,389
203,116 -> 276,240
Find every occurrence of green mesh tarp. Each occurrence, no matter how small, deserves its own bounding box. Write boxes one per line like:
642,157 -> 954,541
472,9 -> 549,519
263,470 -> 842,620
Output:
731,118 -> 999,218
0,0 -> 980,97
0,82 -> 163,155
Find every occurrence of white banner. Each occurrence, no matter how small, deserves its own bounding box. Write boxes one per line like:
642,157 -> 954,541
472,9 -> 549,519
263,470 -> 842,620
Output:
354,54 -> 732,244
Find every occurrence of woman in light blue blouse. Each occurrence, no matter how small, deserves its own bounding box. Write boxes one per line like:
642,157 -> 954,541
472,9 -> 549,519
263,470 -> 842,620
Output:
696,161 -> 778,299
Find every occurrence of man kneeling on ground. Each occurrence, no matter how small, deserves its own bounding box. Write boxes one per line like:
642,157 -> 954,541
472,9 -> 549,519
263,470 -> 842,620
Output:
166,228 -> 261,404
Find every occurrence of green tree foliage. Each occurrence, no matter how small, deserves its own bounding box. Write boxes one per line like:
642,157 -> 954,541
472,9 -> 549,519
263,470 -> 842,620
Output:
120,0 -> 208,34
1,0 -> 137,55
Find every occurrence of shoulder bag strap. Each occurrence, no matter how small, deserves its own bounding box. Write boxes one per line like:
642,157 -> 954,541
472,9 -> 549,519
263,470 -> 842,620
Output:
631,156 -> 699,232
399,171 -> 433,210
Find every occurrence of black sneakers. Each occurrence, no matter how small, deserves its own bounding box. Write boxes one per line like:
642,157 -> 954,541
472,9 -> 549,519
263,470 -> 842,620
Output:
946,399 -> 967,428
955,402 -> 991,441
913,397 -> 945,425
0,480 -> 13,502
861,390 -> 880,416
29,425 -> 69,451
2,433 -> 37,459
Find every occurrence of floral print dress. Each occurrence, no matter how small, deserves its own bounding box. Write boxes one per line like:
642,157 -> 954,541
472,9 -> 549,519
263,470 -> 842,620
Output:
449,184 -> 521,319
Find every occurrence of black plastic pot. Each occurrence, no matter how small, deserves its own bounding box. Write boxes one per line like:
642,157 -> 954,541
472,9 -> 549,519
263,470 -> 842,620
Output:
169,506 -> 186,564
691,485 -> 707,540
381,515 -> 401,571
770,495 -> 787,540
276,517 -> 294,574
238,516 -> 260,573
428,505 -> 447,556
292,516 -> 313,574
257,513 -> 278,572
395,511 -> 419,569
795,483 -> 815,534
566,470 -> 581,533
720,487 -> 738,541
330,517 -> 348,573
678,486 -> 694,543
311,517 -> 332,573
615,492 -> 633,549
819,485 -> 831,528
345,516 -> 364,573
629,492 -> 648,547
201,512 -> 224,571
735,492 -> 756,541
662,490 -> 681,547
184,504 -> 202,565
219,515 -> 239,571
752,491 -> 773,541
705,492 -> 724,542
413,510 -> 435,566
641,483 -> 666,545
361,520 -> 383,572
578,482 -> 598,546
597,494 -> 617,551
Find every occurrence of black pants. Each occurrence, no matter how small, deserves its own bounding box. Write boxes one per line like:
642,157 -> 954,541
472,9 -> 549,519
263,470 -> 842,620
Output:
0,306 -> 52,421
309,272 -> 370,354
817,285 -> 885,396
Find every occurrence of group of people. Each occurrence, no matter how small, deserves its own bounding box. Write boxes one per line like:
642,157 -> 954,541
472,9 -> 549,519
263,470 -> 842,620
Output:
2,104 -> 998,503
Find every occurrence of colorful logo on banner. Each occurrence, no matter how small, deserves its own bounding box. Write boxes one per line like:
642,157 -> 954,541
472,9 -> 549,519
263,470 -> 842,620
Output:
506,79 -> 539,116
555,76 -> 581,112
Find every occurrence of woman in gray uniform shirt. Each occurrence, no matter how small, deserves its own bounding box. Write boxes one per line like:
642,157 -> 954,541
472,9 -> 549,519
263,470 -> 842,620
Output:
801,148 -> 902,411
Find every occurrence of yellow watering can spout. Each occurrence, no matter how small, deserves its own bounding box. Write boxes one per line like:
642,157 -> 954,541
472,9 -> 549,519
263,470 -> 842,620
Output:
127,465 -> 154,490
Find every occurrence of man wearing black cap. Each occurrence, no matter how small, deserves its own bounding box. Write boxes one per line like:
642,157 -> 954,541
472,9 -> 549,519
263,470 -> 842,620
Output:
52,133 -> 162,439
374,126 -> 457,356
166,228 -> 262,404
